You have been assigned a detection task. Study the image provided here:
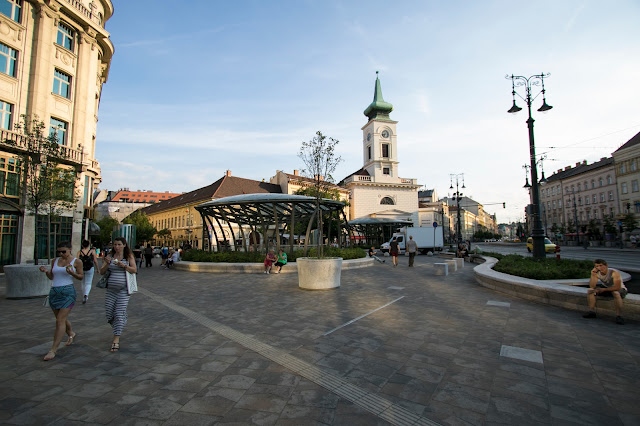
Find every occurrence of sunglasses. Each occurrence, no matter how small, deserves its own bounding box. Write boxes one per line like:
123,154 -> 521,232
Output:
56,250 -> 68,254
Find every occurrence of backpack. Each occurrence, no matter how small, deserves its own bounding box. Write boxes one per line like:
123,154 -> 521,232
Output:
80,250 -> 93,271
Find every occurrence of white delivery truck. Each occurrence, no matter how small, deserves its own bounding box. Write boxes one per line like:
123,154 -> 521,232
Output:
380,226 -> 444,254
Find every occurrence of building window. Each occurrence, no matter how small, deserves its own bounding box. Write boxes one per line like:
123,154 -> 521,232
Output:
382,167 -> 390,175
577,184 -> 581,191
632,160 -> 637,172
56,22 -> 74,51
49,118 -> 68,145
552,200 -> 556,209
600,193 -> 605,202
592,194 -> 597,203
0,42 -> 17,77
585,197 -> 589,205
367,145 -> 371,160
609,191 -> 614,201
621,182 -> 628,194
0,157 -> 19,196
382,144 -> 390,158
633,180 -> 639,192
599,178 -> 603,187
559,200 -> 562,208
0,0 -> 21,23
620,163 -> 626,174
607,175 -> 612,185
53,69 -> 71,98
380,197 -> 394,205
0,100 -> 12,130
578,197 -> 582,206
591,180 -> 595,189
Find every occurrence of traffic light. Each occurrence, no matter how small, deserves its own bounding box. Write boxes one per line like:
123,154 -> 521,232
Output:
627,202 -> 631,211
503,202 -> 506,208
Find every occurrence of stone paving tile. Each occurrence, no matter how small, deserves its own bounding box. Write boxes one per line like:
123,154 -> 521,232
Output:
2,255 -> 640,424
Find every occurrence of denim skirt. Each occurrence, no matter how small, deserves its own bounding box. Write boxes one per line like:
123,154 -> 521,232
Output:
48,285 -> 76,310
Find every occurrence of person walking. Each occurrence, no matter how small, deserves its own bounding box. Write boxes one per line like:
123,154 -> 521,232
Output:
99,237 -> 137,352
144,243 -> 153,267
407,235 -> 418,267
77,239 -> 99,304
389,237 -> 399,267
39,241 -> 84,361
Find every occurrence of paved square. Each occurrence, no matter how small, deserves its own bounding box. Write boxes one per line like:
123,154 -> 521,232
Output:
1,254 -> 639,425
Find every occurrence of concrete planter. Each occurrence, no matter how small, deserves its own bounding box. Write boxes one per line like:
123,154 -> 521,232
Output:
4,264 -> 51,299
297,257 -> 342,290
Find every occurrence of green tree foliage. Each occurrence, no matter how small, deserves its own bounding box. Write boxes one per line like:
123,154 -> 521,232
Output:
622,213 -> 638,234
603,215 -> 617,235
3,115 -> 80,262
94,216 -> 119,247
298,131 -> 343,257
123,211 -> 157,243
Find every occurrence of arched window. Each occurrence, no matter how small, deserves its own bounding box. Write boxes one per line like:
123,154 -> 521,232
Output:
380,197 -> 395,205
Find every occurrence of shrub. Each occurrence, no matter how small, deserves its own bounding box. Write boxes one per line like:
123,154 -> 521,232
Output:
492,254 -> 592,280
181,247 -> 366,263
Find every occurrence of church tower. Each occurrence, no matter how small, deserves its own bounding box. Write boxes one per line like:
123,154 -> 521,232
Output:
362,72 -> 399,182
339,73 -> 419,221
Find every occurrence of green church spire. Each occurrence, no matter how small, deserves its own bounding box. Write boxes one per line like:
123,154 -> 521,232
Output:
363,71 -> 393,121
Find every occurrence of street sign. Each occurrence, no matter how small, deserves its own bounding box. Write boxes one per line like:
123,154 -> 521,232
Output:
433,222 -> 438,228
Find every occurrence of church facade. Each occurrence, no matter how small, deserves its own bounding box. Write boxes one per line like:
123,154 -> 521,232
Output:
339,73 -> 420,221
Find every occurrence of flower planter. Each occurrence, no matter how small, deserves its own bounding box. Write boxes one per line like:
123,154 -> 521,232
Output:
297,257 -> 342,290
4,264 -> 51,299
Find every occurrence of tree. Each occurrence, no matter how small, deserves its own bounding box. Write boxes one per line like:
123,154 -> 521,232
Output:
298,131 -> 343,257
3,115 -> 79,263
157,228 -> 171,244
603,215 -> 617,236
622,213 -> 638,234
123,211 -> 157,243
94,216 -> 119,248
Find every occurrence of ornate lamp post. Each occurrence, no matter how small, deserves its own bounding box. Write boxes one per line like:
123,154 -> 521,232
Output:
507,73 -> 553,259
450,173 -> 465,244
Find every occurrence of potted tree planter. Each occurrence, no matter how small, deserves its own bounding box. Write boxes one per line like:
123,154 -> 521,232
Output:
296,131 -> 343,290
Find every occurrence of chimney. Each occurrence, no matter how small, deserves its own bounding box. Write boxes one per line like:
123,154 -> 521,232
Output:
565,166 -> 571,171
557,169 -> 562,174
575,162 -> 581,167
601,157 -> 606,161
226,170 -> 232,177
583,160 -> 587,165
293,169 -> 299,176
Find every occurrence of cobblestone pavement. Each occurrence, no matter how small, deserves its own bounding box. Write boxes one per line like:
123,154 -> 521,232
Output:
1,255 -> 639,425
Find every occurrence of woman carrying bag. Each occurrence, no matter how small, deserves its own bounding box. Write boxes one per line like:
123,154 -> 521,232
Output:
39,241 -> 84,361
99,237 -> 137,352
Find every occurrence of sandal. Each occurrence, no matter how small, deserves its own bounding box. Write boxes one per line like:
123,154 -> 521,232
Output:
65,333 -> 76,346
43,350 -> 56,361
110,342 -> 120,352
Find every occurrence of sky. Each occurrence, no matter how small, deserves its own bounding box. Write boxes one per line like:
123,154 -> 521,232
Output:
95,0 -> 640,224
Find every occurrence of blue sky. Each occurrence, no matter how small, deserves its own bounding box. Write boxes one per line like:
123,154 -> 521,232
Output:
96,0 -> 640,223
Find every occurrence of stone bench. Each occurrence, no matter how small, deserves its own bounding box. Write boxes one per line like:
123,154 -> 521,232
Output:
444,259 -> 457,272
173,257 -> 374,274
474,257 -> 640,320
453,258 -> 464,269
4,264 -> 52,299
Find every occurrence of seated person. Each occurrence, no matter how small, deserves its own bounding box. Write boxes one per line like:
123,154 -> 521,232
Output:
457,243 -> 468,258
368,246 -> 385,263
263,250 -> 277,274
273,249 -> 287,274
583,258 -> 627,324
164,249 -> 180,269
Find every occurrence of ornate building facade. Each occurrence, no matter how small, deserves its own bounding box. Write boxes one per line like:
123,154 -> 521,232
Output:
0,0 -> 114,265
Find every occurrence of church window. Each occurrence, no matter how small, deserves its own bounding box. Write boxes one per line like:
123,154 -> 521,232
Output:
383,167 -> 390,175
382,144 -> 389,158
367,145 -> 371,160
380,197 -> 394,205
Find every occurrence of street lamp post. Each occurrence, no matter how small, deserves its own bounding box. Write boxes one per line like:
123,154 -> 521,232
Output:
450,174 -> 465,244
507,73 -> 553,259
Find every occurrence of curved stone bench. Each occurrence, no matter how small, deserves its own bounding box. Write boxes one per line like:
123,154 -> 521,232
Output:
173,257 -> 374,274
474,257 -> 640,320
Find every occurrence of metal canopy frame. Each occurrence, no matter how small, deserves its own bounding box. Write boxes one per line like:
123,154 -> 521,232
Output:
347,217 -> 413,248
195,194 -> 350,254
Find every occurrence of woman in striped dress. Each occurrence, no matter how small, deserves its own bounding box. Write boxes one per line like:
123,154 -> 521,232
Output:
99,237 -> 137,352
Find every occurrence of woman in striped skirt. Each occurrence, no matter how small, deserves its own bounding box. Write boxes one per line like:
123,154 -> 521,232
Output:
99,237 -> 137,352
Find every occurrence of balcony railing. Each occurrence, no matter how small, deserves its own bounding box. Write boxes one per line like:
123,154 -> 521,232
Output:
0,128 -> 85,168
63,0 -> 103,26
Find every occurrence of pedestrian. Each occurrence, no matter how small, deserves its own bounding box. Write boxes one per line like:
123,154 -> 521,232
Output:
133,244 -> 143,268
583,258 -> 627,324
39,241 -> 84,361
144,243 -> 153,267
77,239 -> 99,304
407,235 -> 418,267
368,246 -> 385,263
273,248 -> 287,273
263,249 -> 277,274
161,245 -> 169,266
389,237 -> 399,267
99,237 -> 137,352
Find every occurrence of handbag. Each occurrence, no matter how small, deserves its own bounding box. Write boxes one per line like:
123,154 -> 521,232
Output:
43,296 -> 50,307
126,271 -> 138,295
96,268 -> 111,288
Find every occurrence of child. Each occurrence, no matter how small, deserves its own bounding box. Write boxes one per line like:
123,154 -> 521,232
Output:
264,249 -> 277,274
273,249 -> 287,273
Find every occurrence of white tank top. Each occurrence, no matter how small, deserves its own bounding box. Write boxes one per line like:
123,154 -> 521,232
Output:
52,257 -> 76,287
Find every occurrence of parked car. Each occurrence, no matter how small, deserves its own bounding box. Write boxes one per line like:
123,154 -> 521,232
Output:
526,237 -> 557,253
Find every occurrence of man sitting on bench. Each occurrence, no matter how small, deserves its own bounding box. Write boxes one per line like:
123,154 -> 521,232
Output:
583,258 -> 627,325
368,246 -> 385,263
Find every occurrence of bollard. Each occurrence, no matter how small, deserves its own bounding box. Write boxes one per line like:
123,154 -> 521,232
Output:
555,245 -> 561,260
